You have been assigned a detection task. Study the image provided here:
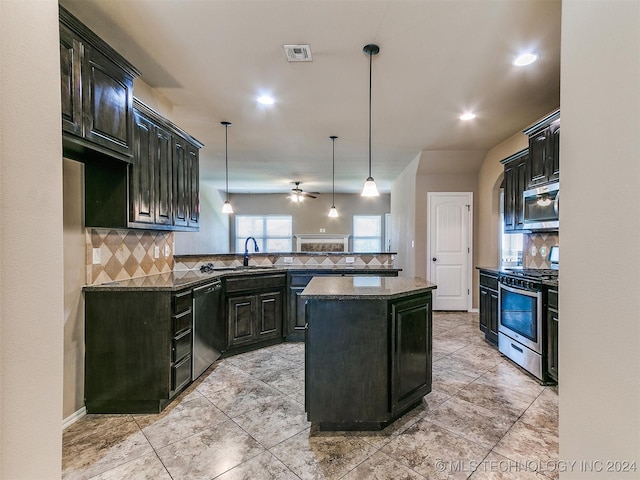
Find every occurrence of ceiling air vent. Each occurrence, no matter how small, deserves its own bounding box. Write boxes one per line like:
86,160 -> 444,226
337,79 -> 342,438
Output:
283,44 -> 312,62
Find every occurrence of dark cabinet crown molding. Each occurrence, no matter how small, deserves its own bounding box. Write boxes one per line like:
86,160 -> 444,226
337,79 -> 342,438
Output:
500,148 -> 529,165
133,99 -> 203,149
59,5 -> 140,78
523,108 -> 561,136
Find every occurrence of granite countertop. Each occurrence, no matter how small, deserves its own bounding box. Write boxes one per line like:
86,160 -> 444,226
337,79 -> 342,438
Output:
83,265 -> 402,292
300,276 -> 436,300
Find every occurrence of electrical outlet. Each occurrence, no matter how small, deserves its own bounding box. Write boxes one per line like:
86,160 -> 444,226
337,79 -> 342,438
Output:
164,245 -> 171,257
92,248 -> 101,265
283,257 -> 294,264
346,257 -> 355,264
154,246 -> 160,259
539,246 -> 547,257
319,227 -> 325,233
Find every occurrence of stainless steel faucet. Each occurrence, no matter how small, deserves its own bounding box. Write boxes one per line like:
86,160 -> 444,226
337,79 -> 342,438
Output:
243,236 -> 259,266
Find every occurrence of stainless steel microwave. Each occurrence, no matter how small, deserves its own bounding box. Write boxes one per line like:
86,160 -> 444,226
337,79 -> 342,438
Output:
523,182 -> 559,230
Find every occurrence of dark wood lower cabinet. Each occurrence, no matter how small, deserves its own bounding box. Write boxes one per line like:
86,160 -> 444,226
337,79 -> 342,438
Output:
305,292 -> 432,430
224,273 -> 286,354
391,296 -> 433,415
479,271 -> 499,345
547,288 -> 559,383
84,288 -> 193,413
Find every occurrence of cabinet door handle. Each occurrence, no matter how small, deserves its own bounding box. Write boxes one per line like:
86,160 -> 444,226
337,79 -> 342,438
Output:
432,257 -> 437,262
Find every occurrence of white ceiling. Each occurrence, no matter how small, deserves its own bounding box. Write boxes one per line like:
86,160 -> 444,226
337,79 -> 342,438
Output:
59,0 -> 561,194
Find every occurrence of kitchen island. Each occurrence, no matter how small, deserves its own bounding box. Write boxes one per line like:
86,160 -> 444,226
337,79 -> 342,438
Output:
301,276 -> 437,430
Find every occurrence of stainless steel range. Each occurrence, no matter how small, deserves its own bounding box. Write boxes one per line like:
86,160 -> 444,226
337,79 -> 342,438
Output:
498,267 -> 558,381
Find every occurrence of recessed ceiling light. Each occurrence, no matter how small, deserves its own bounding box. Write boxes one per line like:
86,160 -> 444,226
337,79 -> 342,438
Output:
513,52 -> 539,66
257,95 -> 275,105
460,112 -> 476,121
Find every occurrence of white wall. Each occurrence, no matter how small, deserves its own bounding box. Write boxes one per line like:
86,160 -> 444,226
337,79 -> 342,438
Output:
224,192 -> 390,253
63,159 -> 86,418
559,1 -> 640,476
391,154 -> 420,277
0,1 -> 64,478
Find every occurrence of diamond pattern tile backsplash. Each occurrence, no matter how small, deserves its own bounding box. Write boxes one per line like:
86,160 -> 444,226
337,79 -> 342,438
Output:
523,232 -> 559,269
86,229 -> 174,285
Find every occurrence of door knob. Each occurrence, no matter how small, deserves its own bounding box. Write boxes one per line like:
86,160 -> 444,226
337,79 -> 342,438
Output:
432,257 -> 437,262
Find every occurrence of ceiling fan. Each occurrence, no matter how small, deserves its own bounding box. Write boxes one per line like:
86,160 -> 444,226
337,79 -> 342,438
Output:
288,182 -> 319,202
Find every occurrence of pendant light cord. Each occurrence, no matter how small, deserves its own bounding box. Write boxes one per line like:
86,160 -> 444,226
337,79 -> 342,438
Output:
332,137 -> 336,205
368,50 -> 373,178
224,123 -> 229,202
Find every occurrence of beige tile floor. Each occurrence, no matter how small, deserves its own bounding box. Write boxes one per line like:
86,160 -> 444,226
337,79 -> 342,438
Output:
62,312 -> 558,480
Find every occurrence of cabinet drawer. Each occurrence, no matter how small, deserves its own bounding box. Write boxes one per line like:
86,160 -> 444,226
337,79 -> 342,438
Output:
173,329 -> 192,362
479,273 -> 498,290
171,355 -> 191,392
225,274 -> 286,293
173,290 -> 192,315
173,310 -> 192,334
548,289 -> 558,310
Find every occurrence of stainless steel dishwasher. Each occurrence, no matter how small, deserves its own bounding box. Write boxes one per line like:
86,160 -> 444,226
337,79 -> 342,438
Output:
192,280 -> 222,380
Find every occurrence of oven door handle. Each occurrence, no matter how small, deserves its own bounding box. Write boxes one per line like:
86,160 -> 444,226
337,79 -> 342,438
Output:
499,282 -> 540,298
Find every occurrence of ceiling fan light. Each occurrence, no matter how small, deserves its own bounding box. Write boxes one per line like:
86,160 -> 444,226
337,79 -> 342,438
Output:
361,177 -> 379,197
328,205 -> 339,218
221,200 -> 233,214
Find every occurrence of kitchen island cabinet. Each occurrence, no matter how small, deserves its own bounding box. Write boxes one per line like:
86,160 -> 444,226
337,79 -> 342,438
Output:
286,268 -> 399,341
302,276 -> 436,430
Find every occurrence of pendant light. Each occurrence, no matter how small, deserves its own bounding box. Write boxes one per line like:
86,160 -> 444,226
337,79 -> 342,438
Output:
221,121 -> 233,214
328,136 -> 339,218
361,43 -> 380,197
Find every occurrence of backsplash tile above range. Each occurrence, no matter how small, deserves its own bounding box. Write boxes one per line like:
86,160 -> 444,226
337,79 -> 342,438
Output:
86,229 -> 174,285
523,232 -> 559,269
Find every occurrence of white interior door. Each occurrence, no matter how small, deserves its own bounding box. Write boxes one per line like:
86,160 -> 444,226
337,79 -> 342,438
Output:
428,192 -> 472,311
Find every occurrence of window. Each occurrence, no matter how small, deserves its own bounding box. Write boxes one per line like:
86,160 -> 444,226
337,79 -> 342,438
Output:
352,215 -> 382,252
499,190 -> 523,266
235,215 -> 292,253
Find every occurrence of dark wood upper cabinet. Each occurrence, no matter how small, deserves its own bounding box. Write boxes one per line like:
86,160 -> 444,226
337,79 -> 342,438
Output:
501,149 -> 528,232
129,102 -> 176,228
524,110 -> 560,189
85,99 -> 202,231
59,22 -> 82,137
172,138 -> 189,228
549,120 -> 560,182
59,6 -> 140,163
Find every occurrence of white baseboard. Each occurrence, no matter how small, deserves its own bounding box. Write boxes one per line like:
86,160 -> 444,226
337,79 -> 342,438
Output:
62,406 -> 86,430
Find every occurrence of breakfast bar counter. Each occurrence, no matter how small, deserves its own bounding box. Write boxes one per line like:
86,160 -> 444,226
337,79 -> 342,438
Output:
301,276 -> 437,430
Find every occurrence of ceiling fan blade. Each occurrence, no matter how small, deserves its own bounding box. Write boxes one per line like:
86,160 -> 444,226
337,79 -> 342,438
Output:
301,192 -> 317,198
